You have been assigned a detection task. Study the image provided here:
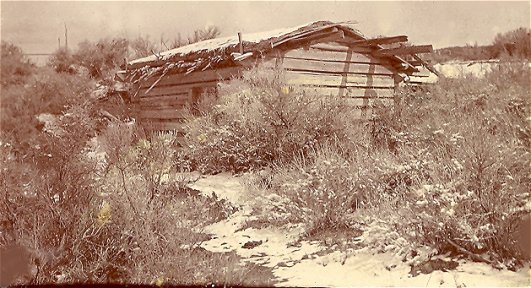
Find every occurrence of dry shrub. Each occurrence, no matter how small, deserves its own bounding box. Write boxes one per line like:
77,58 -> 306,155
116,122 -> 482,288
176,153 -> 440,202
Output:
266,146 -> 359,234
62,122 -> 261,285
181,67 -> 351,173
363,65 -> 531,268
244,140 -> 380,236
0,102 -> 102,284
248,62 -> 530,268
1,113 -> 273,285
1,67 -> 94,152
1,42 -> 275,285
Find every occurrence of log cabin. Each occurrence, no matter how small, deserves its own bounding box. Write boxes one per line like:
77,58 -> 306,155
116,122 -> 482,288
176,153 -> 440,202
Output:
118,21 -> 436,133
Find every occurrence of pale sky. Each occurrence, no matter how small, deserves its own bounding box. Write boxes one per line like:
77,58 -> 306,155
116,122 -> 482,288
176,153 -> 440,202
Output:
1,1 -> 530,55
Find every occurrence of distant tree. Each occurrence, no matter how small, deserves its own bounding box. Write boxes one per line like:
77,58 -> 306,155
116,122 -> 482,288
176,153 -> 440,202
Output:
187,26 -> 221,44
151,26 -> 221,52
73,38 -> 129,80
48,48 -> 76,74
169,33 -> 184,49
1,66 -> 93,155
0,41 -> 35,86
129,35 -> 157,59
491,27 -> 531,59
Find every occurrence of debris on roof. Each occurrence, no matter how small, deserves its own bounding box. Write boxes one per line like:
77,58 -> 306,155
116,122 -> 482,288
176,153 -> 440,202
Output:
124,20 -> 434,88
128,21 -> 360,66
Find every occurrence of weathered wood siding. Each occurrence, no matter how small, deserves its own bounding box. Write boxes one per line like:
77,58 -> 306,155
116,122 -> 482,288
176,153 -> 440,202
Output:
276,42 -> 396,118
133,42 -> 399,132
132,67 -> 243,132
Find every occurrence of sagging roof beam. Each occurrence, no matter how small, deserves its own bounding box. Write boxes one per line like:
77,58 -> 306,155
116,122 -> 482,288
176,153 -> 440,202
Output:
373,45 -> 433,56
286,30 -> 346,49
272,26 -> 339,48
337,35 -> 408,46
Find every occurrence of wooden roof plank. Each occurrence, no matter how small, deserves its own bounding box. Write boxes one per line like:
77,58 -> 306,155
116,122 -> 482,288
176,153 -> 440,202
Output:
270,26 -> 339,48
374,45 -> 433,56
338,35 -> 408,46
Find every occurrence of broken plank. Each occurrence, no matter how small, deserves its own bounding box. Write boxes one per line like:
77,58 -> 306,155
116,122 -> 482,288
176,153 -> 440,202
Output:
338,35 -> 408,46
139,82 -> 218,97
285,71 -> 395,88
411,54 -> 440,76
280,57 -> 394,75
284,48 -> 383,64
272,26 -> 340,48
139,66 -> 243,89
407,75 -> 439,84
374,45 -> 433,56
410,66 -> 432,77
281,30 -> 346,49
311,43 -> 374,54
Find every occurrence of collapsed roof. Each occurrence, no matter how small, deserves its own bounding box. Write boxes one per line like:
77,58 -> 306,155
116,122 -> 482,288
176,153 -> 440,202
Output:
123,20 -> 436,85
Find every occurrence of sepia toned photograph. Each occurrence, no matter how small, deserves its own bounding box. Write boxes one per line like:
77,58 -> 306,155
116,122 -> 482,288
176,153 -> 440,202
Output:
1,0 -> 530,286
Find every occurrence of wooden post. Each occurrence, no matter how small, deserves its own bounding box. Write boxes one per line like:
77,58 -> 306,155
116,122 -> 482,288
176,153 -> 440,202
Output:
238,32 -> 243,54
64,23 -> 68,51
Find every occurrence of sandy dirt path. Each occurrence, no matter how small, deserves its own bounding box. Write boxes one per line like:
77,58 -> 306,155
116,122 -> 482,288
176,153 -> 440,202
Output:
189,173 -> 530,287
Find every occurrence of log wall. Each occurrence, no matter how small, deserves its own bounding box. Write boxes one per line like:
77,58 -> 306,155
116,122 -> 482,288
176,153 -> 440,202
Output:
132,41 -> 399,132
132,67 -> 243,133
